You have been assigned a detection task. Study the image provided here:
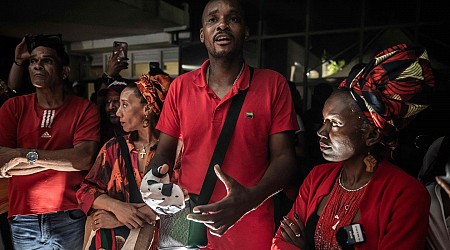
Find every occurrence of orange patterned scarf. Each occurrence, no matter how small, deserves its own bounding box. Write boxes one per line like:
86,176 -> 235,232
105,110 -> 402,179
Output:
135,74 -> 173,116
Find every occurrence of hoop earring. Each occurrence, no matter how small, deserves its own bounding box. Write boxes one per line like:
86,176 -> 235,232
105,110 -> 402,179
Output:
364,152 -> 377,172
143,114 -> 150,128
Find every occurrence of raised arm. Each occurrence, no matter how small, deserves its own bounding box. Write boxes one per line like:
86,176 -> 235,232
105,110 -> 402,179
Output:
8,37 -> 29,92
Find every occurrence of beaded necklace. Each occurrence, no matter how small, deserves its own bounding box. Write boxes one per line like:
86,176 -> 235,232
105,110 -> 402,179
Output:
314,169 -> 369,249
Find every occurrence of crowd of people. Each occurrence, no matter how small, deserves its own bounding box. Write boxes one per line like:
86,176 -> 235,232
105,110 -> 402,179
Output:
0,0 -> 449,249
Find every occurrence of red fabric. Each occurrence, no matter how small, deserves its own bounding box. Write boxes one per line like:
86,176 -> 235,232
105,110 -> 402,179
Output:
77,135 -> 155,214
95,231 -> 101,248
77,135 -> 158,249
272,161 -> 431,250
157,60 -> 299,249
0,94 -> 100,217
314,177 -> 367,249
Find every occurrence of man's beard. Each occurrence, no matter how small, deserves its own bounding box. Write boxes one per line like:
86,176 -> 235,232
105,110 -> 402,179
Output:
108,114 -> 120,125
210,48 -> 240,59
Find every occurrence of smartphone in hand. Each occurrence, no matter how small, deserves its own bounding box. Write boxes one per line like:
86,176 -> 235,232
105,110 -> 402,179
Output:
113,41 -> 128,60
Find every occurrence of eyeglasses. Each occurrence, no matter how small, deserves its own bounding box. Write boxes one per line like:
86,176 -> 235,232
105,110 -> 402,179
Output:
25,34 -> 63,53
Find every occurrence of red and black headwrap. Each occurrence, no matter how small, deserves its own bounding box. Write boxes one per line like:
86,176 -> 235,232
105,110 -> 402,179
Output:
338,44 -> 435,148
135,74 -> 173,116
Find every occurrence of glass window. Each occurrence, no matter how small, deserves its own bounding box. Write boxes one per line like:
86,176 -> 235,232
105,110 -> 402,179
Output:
420,0 -> 449,22
310,32 -> 360,69
120,65 -> 132,78
135,63 -> 149,77
418,24 -> 450,66
365,0 -> 416,26
262,0 -> 306,35
242,1 -> 260,37
261,38 -> 295,77
309,1 -> 362,31
163,61 -> 179,76
90,66 -> 104,80
180,42 -> 207,73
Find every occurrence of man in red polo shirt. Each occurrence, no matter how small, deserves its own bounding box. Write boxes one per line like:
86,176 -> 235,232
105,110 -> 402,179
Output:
148,0 -> 298,249
0,34 -> 100,249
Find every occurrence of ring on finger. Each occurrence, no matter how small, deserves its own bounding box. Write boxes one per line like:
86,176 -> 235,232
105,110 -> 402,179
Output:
117,58 -> 121,62
295,233 -> 302,237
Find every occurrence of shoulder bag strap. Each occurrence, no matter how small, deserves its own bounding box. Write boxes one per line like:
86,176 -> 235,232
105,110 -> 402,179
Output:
117,136 -> 144,203
436,135 -> 450,167
197,66 -> 254,205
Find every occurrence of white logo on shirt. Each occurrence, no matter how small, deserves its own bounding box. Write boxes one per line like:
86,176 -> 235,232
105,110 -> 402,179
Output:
41,131 -> 51,138
41,110 -> 55,128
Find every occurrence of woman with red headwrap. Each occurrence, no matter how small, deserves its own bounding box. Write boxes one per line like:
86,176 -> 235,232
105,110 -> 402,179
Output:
77,74 -> 173,250
272,44 -> 435,249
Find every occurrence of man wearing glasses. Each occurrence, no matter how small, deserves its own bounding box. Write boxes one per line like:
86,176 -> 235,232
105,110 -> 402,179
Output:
0,34 -> 100,249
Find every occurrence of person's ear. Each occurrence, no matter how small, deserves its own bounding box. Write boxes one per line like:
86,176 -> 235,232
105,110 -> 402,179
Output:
365,126 -> 381,147
200,28 -> 205,43
244,27 -> 250,41
62,66 -> 70,80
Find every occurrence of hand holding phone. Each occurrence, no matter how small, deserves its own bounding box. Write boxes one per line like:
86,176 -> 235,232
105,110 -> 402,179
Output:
113,41 -> 128,60
106,41 -> 129,76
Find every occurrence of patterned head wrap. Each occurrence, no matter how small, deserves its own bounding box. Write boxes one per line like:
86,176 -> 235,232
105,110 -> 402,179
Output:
135,74 -> 173,116
338,43 -> 435,148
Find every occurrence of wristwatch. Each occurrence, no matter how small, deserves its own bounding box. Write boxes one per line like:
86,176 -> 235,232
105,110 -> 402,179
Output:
26,149 -> 39,165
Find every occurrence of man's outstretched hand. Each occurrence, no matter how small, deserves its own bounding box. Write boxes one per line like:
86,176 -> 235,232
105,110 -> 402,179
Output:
186,165 -> 256,237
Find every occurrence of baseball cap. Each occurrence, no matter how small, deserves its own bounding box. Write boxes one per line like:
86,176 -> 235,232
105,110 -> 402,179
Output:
97,80 -> 128,96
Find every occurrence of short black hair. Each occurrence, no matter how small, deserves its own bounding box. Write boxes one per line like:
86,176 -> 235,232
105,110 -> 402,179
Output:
26,34 -> 70,66
201,0 -> 246,24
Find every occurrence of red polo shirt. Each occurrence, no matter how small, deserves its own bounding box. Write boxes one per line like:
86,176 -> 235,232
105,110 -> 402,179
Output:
157,60 -> 298,249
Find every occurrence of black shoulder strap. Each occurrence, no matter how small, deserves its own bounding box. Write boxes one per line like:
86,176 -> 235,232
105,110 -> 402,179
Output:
197,66 -> 254,205
420,135 -> 450,185
117,136 -> 144,203
435,135 -> 450,173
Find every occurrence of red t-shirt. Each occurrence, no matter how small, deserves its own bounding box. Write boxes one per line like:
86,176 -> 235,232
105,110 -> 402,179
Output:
0,93 -> 100,217
157,60 -> 299,249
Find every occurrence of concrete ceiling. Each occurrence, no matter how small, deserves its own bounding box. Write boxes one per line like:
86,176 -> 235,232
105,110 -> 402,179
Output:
0,0 -> 188,46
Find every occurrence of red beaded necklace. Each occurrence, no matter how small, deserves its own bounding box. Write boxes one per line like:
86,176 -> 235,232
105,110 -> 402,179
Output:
314,169 -> 369,249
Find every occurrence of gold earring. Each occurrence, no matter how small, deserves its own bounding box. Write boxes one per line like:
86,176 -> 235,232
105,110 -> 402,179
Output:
143,114 -> 149,128
364,152 -> 377,172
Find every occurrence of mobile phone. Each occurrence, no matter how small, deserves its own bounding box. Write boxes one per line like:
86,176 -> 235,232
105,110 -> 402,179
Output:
113,41 -> 128,60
